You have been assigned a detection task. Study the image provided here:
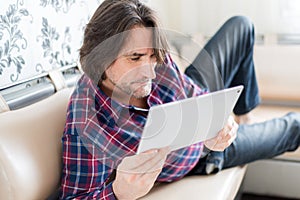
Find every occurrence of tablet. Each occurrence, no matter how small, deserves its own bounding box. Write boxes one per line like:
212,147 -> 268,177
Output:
136,85 -> 244,154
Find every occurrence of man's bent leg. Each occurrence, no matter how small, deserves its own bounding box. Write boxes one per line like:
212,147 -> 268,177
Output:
184,16 -> 261,175
184,16 -> 260,115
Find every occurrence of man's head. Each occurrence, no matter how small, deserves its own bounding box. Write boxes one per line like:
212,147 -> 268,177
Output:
80,0 -> 169,99
103,26 -> 157,99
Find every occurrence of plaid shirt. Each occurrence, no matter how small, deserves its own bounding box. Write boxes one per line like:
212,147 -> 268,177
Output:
60,55 -> 206,199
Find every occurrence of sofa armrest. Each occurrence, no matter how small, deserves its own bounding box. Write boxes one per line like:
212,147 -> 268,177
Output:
0,88 -> 73,200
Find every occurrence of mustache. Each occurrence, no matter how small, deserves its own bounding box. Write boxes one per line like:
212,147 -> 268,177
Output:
131,78 -> 151,84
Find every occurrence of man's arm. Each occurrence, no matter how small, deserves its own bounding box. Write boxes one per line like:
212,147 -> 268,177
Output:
60,134 -> 170,199
60,134 -> 117,200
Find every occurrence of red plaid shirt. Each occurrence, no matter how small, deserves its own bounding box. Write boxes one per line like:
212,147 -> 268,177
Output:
60,55 -> 206,199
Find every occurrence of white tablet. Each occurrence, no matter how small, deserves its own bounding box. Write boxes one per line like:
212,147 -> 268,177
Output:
136,85 -> 244,154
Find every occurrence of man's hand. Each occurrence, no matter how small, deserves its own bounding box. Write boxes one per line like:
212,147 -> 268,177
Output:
204,115 -> 238,152
112,147 -> 170,200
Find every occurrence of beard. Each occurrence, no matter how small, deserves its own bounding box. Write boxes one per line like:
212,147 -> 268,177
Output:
108,76 -> 152,99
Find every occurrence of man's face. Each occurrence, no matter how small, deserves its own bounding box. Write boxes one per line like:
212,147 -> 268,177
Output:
104,27 -> 157,99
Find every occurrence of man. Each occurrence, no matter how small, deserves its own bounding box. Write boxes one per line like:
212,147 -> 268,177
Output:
60,0 -> 300,199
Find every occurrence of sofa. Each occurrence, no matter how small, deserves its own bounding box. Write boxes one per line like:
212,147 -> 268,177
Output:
0,78 -> 247,199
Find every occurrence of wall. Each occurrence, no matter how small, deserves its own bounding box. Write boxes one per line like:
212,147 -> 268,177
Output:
147,0 -> 300,102
147,0 -> 300,35
0,0 -> 102,89
1,0 -> 300,101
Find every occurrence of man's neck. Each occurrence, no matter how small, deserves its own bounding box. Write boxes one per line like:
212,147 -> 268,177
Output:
129,96 -> 149,109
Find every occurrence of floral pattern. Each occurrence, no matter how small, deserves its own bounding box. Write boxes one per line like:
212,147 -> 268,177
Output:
40,0 -> 76,13
36,17 -> 72,71
0,0 -> 29,82
0,0 -> 101,87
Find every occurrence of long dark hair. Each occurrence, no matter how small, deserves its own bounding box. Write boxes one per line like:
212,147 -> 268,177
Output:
79,0 -> 169,84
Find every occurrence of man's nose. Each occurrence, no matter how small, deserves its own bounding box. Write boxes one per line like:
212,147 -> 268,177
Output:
148,62 -> 156,79
141,61 -> 156,79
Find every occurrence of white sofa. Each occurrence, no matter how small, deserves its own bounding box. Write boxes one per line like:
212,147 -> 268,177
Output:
0,85 -> 246,199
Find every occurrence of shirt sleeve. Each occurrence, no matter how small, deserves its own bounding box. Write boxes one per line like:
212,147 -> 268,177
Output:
60,134 -> 117,200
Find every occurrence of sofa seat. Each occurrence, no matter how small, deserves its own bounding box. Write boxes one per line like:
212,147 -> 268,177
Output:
142,166 -> 246,200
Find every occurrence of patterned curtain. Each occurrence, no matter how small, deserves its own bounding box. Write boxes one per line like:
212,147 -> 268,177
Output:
0,0 -> 102,88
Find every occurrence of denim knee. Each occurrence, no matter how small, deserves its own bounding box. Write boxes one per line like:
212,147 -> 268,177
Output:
286,112 -> 300,126
225,16 -> 254,39
227,16 -> 253,30
286,112 -> 300,151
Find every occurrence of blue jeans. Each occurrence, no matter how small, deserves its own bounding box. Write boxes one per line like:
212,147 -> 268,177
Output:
185,16 -> 260,115
185,16 -> 300,175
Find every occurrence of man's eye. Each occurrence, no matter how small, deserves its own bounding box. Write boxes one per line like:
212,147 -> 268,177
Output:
131,57 -> 140,61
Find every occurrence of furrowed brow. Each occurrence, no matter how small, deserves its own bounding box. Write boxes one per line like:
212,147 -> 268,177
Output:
125,52 -> 146,57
